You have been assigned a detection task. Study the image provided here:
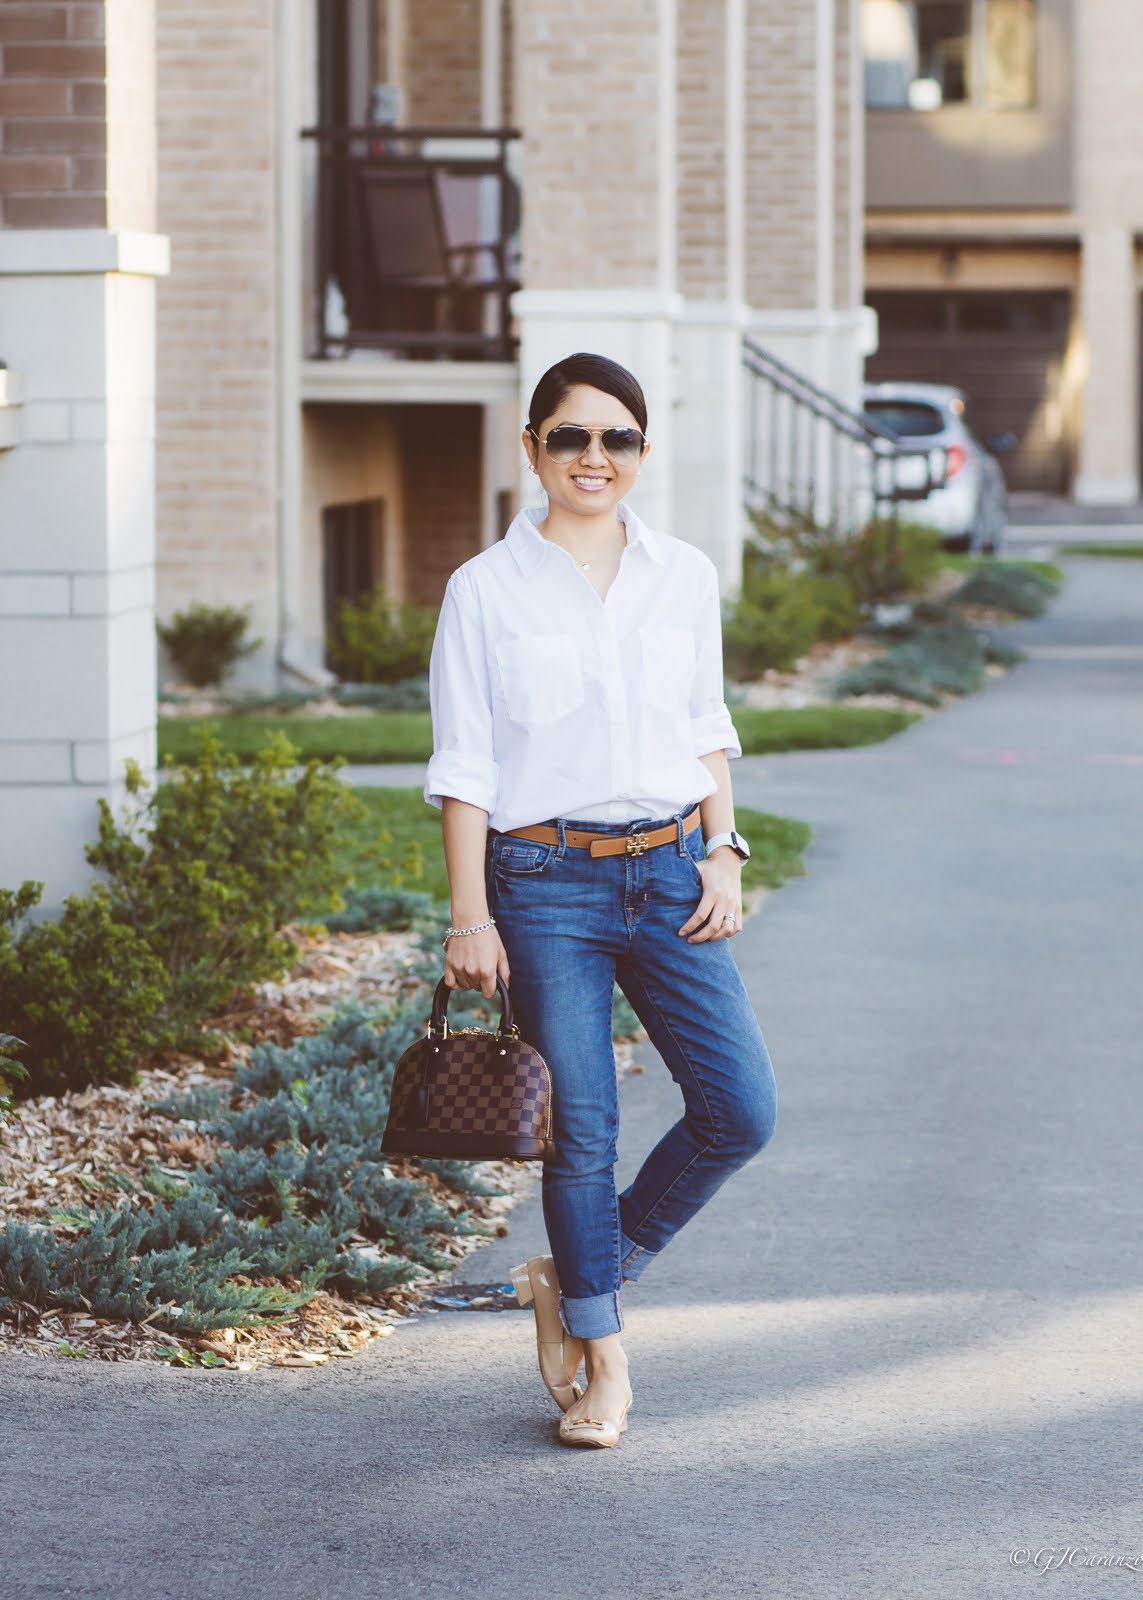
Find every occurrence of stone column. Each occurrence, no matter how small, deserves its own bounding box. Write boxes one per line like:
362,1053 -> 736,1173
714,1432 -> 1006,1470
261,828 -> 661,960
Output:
1074,227 -> 1139,505
511,0 -> 680,534
0,2 -> 167,912
672,0 -> 749,587
1072,0 -> 1142,504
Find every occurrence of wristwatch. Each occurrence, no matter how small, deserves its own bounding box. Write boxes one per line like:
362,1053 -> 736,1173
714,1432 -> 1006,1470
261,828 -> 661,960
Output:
703,830 -> 751,862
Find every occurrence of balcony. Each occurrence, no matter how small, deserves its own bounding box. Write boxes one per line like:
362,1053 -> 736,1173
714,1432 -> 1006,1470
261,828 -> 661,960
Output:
301,124 -> 521,370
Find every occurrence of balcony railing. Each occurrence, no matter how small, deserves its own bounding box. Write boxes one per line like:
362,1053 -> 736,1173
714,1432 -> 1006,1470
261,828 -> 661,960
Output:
301,124 -> 522,362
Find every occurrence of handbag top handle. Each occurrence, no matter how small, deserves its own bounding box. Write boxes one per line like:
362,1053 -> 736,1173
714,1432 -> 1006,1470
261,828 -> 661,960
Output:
428,973 -> 516,1040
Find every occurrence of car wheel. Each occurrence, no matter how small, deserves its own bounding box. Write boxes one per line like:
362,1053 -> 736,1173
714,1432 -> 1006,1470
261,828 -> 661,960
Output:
968,502 -> 989,557
982,500 -> 1007,558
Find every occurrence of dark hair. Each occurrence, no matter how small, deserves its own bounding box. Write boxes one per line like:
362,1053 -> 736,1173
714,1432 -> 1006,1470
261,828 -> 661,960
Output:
527,352 -> 648,436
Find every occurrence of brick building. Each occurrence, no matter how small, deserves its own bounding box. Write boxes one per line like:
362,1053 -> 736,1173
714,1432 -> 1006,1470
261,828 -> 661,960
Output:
0,0 -> 866,902
154,0 -> 868,686
864,0 -> 1143,504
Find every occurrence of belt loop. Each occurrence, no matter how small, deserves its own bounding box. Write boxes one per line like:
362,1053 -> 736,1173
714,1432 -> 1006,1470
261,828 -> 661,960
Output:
675,810 -> 686,855
555,817 -> 567,858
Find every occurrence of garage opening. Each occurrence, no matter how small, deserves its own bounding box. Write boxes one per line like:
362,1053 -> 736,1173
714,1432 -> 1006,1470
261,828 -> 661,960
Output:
865,290 -> 1073,492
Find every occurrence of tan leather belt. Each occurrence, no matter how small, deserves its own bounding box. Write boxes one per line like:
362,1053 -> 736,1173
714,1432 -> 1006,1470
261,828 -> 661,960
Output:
503,805 -> 701,858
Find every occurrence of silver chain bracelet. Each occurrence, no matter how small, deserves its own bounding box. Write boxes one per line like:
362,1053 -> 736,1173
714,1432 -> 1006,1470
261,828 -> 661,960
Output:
442,915 -> 496,946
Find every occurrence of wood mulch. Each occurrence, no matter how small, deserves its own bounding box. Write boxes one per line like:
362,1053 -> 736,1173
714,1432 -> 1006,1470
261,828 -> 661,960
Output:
0,924 -> 604,1373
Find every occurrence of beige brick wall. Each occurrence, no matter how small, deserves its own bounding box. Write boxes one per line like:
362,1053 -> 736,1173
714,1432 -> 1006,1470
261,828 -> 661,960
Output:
834,0 -> 859,309
677,0 -> 728,299
399,406 -> 483,605
0,1 -> 153,229
745,0 -> 818,310
405,0 -> 483,126
154,0 -> 278,643
515,0 -> 663,289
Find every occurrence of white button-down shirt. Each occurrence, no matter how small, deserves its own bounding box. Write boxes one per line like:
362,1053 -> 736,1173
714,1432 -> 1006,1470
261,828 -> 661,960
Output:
423,500 -> 741,831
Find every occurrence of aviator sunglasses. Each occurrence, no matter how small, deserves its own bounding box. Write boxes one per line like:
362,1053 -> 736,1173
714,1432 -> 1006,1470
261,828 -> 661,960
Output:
527,422 -> 648,466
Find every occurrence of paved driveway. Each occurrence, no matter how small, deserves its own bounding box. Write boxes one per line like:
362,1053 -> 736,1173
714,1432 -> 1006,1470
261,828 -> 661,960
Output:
3,559 -> 1141,1600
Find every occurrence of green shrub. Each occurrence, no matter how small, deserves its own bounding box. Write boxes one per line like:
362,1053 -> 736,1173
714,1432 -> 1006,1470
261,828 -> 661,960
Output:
157,602 -> 259,689
809,518 -> 943,607
722,566 -> 826,677
0,1033 -> 28,1132
336,677 -> 431,710
832,620 -> 995,705
950,562 -> 1060,618
325,886 -> 438,934
0,1006 -> 507,1334
0,883 -> 170,1095
86,729 -> 363,1046
327,593 -> 439,685
807,572 -> 862,642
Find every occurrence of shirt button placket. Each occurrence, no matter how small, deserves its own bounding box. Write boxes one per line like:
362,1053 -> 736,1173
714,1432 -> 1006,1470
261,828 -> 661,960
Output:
599,611 -> 630,794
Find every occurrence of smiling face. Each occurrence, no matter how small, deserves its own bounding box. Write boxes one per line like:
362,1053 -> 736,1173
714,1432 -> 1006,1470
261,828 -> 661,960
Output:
523,383 -> 650,522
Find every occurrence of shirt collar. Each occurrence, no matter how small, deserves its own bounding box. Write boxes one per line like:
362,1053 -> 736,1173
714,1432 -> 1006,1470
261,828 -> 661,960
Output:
504,501 -> 666,576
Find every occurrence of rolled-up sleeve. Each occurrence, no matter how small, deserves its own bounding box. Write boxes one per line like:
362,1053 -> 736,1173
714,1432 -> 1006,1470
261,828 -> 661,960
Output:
423,571 -> 499,815
689,562 -> 742,760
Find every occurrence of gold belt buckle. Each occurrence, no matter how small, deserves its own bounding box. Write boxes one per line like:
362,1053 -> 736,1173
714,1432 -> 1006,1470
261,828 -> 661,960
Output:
625,831 -> 650,856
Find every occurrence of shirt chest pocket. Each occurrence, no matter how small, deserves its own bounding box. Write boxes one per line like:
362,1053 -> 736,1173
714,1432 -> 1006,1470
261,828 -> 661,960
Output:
639,624 -> 696,714
494,632 -> 585,725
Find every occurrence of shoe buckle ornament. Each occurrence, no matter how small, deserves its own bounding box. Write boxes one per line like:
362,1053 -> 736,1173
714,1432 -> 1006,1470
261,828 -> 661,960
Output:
625,831 -> 650,856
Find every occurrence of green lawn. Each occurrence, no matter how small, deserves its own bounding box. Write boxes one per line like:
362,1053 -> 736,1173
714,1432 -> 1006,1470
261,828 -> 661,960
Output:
158,711 -> 431,766
160,704 -> 919,768
732,705 -> 918,753
1057,542 -> 1143,560
340,788 -> 810,905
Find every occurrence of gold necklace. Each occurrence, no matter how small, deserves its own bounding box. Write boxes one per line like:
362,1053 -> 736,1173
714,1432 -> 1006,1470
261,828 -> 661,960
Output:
569,531 -> 626,570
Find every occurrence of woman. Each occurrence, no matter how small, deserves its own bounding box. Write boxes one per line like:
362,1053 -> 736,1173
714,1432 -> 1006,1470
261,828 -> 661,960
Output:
424,352 -> 776,1449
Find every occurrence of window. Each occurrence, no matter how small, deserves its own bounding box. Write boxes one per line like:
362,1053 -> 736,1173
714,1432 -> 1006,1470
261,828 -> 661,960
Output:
322,498 -> 384,663
864,400 -> 948,437
863,0 -> 1036,110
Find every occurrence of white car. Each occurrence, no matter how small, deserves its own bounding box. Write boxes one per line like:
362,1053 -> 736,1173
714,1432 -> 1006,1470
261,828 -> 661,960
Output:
864,382 -> 1009,556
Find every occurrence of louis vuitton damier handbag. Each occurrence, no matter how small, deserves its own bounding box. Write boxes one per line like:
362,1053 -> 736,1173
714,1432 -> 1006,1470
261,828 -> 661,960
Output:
380,975 -> 556,1162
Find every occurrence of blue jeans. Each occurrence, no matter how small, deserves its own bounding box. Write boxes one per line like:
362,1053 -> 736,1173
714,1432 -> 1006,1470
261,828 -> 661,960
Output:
485,805 -> 777,1340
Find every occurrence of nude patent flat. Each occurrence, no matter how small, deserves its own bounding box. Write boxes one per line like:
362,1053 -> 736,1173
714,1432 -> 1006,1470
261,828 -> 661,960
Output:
558,1394 -> 632,1449
510,1255 -> 585,1412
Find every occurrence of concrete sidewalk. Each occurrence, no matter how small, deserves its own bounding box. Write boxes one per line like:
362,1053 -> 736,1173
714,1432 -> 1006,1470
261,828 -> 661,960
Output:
2,558 -> 1141,1600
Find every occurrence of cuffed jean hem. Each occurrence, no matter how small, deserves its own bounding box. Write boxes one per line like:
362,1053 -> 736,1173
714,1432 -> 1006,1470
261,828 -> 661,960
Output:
619,1232 -> 659,1285
558,1289 -> 624,1339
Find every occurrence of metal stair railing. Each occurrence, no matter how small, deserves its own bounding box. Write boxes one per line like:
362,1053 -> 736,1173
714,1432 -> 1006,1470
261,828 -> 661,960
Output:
743,335 -> 946,531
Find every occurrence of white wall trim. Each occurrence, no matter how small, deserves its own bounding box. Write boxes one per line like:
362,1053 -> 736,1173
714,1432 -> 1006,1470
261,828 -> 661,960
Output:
512,288 -> 686,322
300,359 -> 519,405
0,230 -> 169,278
748,306 -> 871,337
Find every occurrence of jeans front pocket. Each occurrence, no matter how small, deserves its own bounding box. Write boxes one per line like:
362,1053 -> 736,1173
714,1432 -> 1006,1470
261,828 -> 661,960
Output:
491,838 -> 555,880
